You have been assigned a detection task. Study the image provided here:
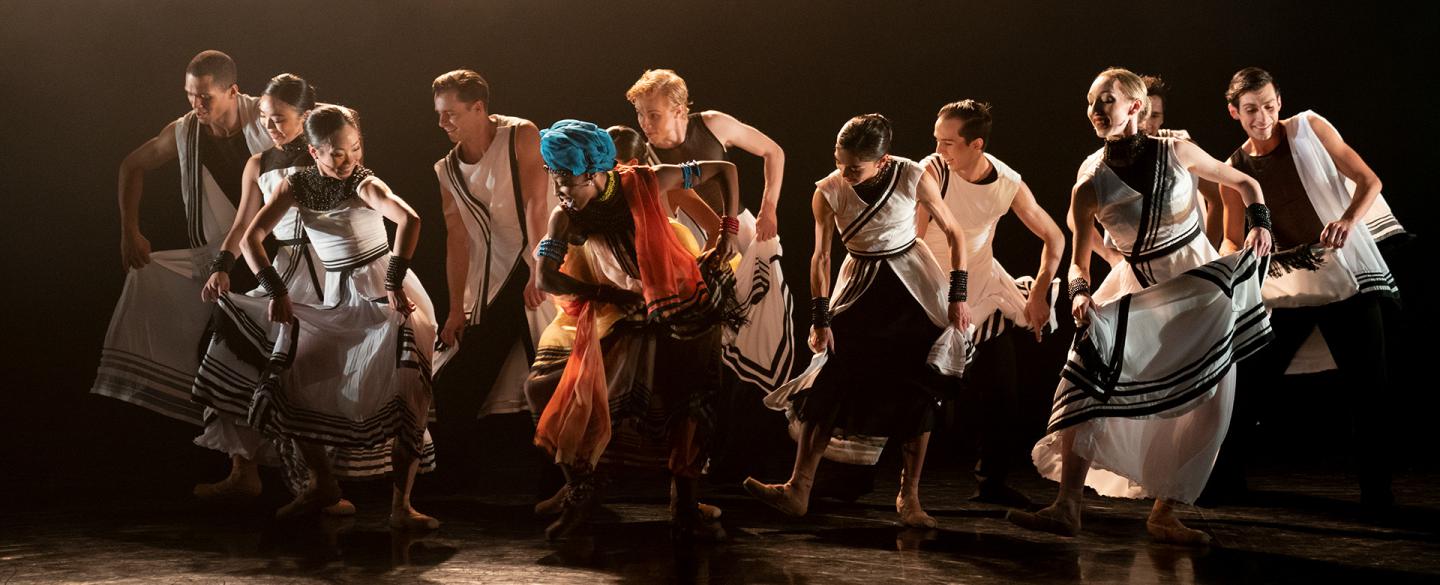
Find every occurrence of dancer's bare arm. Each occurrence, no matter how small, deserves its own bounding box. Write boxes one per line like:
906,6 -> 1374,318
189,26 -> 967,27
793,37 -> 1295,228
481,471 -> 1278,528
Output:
357,177 -> 422,315
655,160 -> 739,259
1067,180 -> 1099,325
514,121 -> 553,308
118,120 -> 180,270
916,171 -> 971,331
1011,180 -> 1065,340
1176,140 -> 1271,256
808,189 -> 835,353
243,180 -> 296,323
1311,115 -> 1382,249
533,208 -> 642,307
703,111 -> 785,241
437,178 -> 471,344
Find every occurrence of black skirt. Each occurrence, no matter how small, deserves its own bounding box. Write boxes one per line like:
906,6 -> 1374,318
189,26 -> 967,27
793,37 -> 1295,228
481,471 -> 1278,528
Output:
792,261 -> 954,439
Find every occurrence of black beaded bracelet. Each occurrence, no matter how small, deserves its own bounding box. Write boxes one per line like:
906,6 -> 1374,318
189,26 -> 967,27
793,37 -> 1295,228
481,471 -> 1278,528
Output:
948,270 -> 968,303
256,266 -> 288,298
385,256 -> 410,291
1068,277 -> 1091,300
811,296 -> 831,328
1245,203 -> 1273,233
208,250 -> 236,275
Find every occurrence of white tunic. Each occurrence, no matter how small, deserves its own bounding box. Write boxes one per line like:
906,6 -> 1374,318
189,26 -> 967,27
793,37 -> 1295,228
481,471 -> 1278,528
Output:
432,117 -> 558,416
921,153 -> 1057,343
92,95 -> 273,424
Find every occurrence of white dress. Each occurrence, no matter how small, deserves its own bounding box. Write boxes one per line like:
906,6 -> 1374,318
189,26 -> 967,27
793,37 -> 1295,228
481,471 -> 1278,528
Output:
921,153 -> 1058,344
191,167 -> 437,482
1031,137 -> 1272,504
92,96 -> 273,424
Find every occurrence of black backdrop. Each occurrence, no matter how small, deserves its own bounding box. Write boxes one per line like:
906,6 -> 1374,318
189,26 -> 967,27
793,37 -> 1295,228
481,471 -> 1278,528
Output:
2,1 -> 1436,486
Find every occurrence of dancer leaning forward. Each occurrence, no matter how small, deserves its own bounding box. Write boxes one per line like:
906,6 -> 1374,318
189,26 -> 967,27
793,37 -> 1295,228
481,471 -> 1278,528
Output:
1008,68 -> 1275,545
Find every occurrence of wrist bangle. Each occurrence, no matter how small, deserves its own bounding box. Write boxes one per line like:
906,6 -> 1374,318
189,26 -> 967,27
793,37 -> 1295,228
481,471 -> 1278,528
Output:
1245,203 -> 1273,232
720,215 -> 740,235
256,266 -> 288,298
537,238 -> 568,263
1068,277 -> 1091,300
208,250 -> 236,275
385,256 -> 410,291
811,296 -> 831,328
948,270 -> 968,303
680,160 -> 700,190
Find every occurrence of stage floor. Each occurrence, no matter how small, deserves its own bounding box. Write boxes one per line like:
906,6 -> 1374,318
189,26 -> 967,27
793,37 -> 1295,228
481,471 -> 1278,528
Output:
2,466 -> 1436,584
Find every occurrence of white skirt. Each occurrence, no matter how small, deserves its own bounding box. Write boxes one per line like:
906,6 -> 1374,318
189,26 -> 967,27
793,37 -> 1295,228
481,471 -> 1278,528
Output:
1031,247 -> 1271,503
192,255 -> 438,480
721,211 -> 796,393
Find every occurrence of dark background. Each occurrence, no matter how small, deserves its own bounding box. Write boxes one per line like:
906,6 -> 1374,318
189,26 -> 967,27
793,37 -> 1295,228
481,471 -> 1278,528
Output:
2,1 -> 1436,495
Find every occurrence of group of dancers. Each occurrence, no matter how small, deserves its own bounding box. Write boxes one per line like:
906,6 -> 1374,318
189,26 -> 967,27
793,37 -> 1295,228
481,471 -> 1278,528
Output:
93,50 -> 1407,545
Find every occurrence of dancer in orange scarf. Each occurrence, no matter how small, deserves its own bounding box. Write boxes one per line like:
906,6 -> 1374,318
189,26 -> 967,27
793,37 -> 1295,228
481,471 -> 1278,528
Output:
527,120 -> 741,541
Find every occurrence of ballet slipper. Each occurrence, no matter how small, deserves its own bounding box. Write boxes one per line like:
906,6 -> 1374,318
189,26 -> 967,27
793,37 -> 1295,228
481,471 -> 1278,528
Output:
896,494 -> 938,529
322,498 -> 357,516
742,477 -> 808,517
389,507 -> 441,531
276,479 -> 341,520
1007,499 -> 1082,537
193,466 -> 262,501
534,484 -> 570,516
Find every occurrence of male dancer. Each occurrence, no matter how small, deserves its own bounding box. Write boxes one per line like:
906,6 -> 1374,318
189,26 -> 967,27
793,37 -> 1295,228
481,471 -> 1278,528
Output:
626,69 -> 795,481
93,50 -> 273,492
1207,67 -> 1399,508
430,69 -> 556,481
918,100 -> 1065,508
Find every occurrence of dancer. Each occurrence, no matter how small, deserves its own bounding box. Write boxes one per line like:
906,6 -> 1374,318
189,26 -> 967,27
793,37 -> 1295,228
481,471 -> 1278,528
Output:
627,69 -> 796,482
917,100 -> 1065,508
526,120 -> 740,540
190,73 -> 337,504
1203,67 -> 1399,508
218,105 -> 438,529
93,51 -> 271,430
429,69 -> 556,482
745,114 -> 973,528
1008,68 -> 1273,545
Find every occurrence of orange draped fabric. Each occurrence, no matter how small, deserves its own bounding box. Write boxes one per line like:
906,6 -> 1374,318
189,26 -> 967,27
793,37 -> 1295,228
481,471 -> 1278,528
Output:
534,166 -> 709,470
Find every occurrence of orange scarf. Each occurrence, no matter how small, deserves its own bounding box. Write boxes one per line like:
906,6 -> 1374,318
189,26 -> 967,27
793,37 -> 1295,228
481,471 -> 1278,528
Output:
534,166 -> 709,469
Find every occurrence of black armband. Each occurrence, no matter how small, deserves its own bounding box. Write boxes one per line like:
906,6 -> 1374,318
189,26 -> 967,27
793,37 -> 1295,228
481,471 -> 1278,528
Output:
208,250 -> 236,275
1068,277 -> 1091,300
385,256 -> 410,291
811,296 -> 831,328
256,266 -> 288,298
1245,203 -> 1273,232
948,270 -> 968,303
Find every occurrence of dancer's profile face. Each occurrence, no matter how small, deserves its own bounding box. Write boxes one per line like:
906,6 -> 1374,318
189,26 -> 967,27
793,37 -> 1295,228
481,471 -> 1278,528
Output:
434,90 -> 487,143
933,117 -> 983,171
259,95 -> 304,146
184,74 -> 237,124
1142,95 -> 1165,135
1086,76 -> 1141,139
634,93 -> 686,148
552,172 -> 602,211
310,125 -> 363,180
834,147 -> 881,185
1229,84 -> 1282,143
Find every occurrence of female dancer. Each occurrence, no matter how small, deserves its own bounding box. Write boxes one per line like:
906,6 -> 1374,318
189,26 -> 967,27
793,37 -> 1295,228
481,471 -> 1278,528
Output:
201,105 -> 439,529
1008,68 -> 1273,545
745,114 -> 972,528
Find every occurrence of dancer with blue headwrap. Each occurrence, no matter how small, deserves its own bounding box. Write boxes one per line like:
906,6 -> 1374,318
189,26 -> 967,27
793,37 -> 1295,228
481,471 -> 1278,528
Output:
525,119 -> 742,541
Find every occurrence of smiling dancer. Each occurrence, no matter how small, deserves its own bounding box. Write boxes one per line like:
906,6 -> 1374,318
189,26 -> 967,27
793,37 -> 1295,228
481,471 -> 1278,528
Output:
1008,68 -> 1273,545
1202,68 -> 1400,509
428,69 -> 556,485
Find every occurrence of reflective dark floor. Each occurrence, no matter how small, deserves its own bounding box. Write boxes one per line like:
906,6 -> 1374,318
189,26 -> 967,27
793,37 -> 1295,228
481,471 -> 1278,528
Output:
3,465 -> 1437,584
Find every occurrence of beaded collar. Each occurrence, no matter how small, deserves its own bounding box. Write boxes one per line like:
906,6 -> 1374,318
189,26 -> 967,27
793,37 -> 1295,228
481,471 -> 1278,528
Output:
291,166 -> 374,211
1102,133 -> 1153,168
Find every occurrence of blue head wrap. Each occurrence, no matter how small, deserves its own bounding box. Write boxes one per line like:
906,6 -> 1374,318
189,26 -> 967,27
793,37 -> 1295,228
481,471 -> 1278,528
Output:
540,119 -> 617,176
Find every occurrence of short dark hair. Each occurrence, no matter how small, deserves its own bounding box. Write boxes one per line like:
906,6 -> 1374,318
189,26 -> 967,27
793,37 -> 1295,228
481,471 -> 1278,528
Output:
1227,67 -> 1279,106
606,125 -> 646,163
186,50 -> 237,88
305,104 -> 361,146
936,99 -> 993,146
1142,75 -> 1169,99
836,113 -> 892,161
263,73 -> 317,112
432,69 -> 490,106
